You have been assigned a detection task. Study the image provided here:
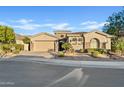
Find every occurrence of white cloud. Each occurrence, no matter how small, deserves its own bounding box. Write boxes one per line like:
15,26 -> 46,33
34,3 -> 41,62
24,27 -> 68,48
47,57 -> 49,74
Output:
81,21 -> 97,25
80,21 -> 109,30
41,23 -> 55,27
14,23 -> 41,30
15,19 -> 33,24
52,23 -> 74,30
40,23 -> 74,30
13,19 -> 42,30
13,18 -> 74,31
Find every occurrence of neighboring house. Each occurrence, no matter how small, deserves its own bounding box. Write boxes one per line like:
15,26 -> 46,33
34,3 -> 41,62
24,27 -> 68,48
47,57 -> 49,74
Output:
15,34 -> 29,51
29,30 -> 113,52
15,34 -> 25,44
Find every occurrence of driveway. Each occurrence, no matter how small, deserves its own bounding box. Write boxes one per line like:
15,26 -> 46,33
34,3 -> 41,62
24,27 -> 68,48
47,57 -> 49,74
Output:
18,51 -> 55,59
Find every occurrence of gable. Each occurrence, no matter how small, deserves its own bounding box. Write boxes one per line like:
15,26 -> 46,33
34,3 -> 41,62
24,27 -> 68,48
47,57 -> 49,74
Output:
87,31 -> 113,38
31,33 -> 58,41
84,31 -> 107,39
83,31 -> 111,43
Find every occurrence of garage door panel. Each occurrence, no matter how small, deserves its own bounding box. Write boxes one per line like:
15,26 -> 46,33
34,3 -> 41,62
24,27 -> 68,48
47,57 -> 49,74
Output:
33,41 -> 55,52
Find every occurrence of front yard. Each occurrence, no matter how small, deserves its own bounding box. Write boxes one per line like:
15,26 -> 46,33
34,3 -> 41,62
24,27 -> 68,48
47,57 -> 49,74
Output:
55,52 -> 124,61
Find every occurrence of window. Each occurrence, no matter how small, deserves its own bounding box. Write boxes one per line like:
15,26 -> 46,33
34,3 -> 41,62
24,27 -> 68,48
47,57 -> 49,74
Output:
78,38 -> 82,41
71,37 -> 77,45
72,38 -> 77,41
60,35 -> 64,38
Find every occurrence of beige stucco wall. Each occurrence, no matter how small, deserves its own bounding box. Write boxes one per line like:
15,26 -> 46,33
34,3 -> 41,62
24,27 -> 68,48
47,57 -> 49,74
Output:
106,38 -> 111,49
68,36 -> 84,50
83,32 -> 111,49
24,44 -> 29,51
16,40 -> 24,44
55,33 -> 67,39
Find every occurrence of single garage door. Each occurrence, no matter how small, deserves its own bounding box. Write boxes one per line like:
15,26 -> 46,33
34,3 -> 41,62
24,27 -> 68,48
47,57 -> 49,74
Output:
33,41 -> 55,52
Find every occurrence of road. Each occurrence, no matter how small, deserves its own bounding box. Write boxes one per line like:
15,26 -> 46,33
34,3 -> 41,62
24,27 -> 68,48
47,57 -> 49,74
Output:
0,57 -> 124,87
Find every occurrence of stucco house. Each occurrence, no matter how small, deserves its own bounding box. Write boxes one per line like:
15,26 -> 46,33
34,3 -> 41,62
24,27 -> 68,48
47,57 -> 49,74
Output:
29,30 -> 113,52
15,34 -> 29,51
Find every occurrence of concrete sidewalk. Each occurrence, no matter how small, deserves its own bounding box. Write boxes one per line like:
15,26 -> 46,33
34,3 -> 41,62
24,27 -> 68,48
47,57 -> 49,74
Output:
1,57 -> 124,69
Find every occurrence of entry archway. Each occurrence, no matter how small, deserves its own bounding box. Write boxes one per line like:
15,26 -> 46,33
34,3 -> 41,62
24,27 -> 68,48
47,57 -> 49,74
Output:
90,38 -> 100,48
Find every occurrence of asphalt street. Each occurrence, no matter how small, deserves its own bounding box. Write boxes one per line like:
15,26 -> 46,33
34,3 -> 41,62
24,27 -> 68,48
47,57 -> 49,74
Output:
0,57 -> 124,87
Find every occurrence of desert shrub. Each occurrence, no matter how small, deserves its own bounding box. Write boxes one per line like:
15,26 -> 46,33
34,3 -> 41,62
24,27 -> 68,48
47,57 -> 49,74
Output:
62,43 -> 73,52
96,48 -> 107,54
79,49 -> 84,53
14,44 -> 24,51
57,51 -> 65,57
12,49 -> 20,54
0,44 -> 24,54
0,44 -> 12,53
91,51 -> 100,57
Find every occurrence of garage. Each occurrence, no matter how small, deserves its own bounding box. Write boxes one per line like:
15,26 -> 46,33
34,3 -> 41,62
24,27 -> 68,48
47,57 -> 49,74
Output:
30,33 -> 58,52
33,41 -> 55,52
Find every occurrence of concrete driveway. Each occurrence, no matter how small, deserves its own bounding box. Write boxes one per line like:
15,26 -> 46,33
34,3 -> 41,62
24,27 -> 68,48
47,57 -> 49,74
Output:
18,51 -> 55,59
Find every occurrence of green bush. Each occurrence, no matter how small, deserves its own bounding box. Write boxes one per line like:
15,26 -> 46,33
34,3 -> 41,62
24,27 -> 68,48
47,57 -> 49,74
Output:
0,44 -> 12,53
96,48 -> 107,54
86,48 -> 95,53
13,44 -> 24,51
0,44 -> 24,54
62,43 -> 73,52
58,51 -> 65,57
91,51 -> 100,57
12,49 -> 20,54
79,49 -> 84,53
112,38 -> 124,55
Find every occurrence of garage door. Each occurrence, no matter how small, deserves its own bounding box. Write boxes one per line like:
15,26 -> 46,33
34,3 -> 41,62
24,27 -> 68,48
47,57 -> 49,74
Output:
33,41 -> 55,52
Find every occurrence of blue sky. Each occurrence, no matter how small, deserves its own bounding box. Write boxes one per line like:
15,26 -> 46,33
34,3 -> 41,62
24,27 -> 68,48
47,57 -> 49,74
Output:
0,6 -> 122,35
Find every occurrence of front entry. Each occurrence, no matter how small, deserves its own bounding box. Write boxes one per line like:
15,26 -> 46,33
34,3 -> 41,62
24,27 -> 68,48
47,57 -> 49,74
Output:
90,38 -> 100,48
59,41 -> 64,51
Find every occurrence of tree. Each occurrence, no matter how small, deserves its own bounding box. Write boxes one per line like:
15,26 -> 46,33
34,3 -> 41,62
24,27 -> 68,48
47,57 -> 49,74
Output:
103,8 -> 124,36
23,37 -> 30,44
0,25 -> 15,43
112,38 -> 124,55
62,43 -> 73,52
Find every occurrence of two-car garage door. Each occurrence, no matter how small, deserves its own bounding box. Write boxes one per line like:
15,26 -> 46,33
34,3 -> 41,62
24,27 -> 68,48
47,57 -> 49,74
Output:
33,41 -> 55,52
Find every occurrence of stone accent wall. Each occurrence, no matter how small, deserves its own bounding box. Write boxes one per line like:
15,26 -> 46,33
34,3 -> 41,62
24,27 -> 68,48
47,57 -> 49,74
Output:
85,42 -> 90,49
83,32 -> 112,50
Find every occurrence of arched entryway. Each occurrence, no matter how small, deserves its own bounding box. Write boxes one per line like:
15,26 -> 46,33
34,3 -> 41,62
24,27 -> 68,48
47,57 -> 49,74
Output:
90,38 -> 100,48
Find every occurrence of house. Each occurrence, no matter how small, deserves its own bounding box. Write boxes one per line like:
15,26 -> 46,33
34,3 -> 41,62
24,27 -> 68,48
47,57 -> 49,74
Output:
15,34 -> 29,51
15,34 -> 25,44
29,30 -> 113,52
